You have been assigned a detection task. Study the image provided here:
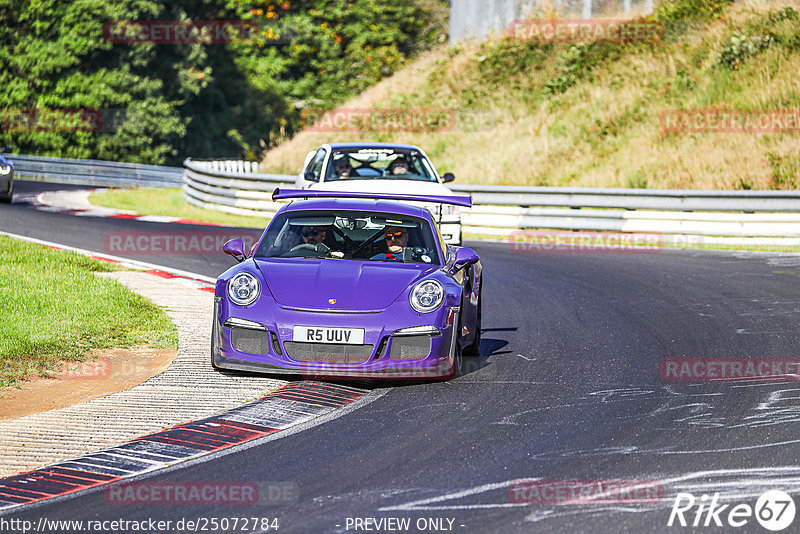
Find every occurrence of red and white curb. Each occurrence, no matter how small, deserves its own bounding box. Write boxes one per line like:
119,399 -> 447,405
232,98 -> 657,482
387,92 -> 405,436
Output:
27,190 -> 227,227
0,382 -> 369,511
0,234 -> 379,512
0,231 -> 217,293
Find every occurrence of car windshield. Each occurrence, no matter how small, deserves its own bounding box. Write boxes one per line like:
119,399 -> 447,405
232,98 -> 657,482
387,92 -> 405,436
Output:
254,209 -> 441,264
325,148 -> 437,182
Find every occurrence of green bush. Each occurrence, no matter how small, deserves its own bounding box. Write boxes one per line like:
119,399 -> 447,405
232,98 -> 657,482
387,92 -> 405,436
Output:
747,7 -> 800,51
714,8 -> 800,71
545,42 -> 622,94
655,0 -> 735,23
767,152 -> 800,190
716,32 -> 774,70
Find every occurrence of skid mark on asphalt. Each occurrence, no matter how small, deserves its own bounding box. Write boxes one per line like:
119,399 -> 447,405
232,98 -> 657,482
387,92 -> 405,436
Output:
378,467 -> 800,526
767,257 -> 800,267
489,383 -> 800,457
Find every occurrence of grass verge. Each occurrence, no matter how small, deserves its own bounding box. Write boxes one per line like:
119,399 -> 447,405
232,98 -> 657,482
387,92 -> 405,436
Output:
89,188 -> 268,229
0,236 -> 178,389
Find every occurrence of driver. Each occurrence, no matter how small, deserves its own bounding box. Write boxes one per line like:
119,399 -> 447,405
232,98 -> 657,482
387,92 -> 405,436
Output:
371,226 -> 409,261
301,226 -> 327,245
333,156 -> 355,179
299,225 -> 345,258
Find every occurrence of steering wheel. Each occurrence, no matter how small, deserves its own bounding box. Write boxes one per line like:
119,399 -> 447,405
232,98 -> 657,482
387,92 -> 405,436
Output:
402,247 -> 433,263
282,243 -> 329,258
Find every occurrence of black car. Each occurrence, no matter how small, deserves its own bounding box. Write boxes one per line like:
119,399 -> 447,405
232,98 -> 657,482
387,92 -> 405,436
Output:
0,146 -> 13,203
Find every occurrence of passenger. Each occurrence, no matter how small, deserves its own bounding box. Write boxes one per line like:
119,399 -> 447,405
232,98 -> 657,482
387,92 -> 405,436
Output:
371,226 -> 409,261
387,156 -> 411,175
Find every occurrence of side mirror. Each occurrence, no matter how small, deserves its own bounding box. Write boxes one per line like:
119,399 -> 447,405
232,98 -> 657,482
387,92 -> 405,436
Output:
223,238 -> 246,262
442,172 -> 455,183
453,247 -> 479,270
303,171 -> 319,183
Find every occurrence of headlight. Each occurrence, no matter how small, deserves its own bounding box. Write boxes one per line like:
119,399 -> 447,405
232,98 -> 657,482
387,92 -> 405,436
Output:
409,279 -> 444,313
442,204 -> 460,216
227,272 -> 261,306
0,165 -> 11,176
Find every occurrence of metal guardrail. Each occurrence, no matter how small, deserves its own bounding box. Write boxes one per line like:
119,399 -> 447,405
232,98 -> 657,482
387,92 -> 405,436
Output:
10,154 -> 182,188
181,159 -> 800,242
449,0 -> 656,44
194,160 -> 260,173
182,158 -> 292,216
450,184 -> 800,212
12,154 -> 800,243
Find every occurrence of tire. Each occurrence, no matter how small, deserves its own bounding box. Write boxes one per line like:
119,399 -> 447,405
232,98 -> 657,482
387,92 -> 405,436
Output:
448,341 -> 463,380
463,286 -> 482,357
0,180 -> 12,204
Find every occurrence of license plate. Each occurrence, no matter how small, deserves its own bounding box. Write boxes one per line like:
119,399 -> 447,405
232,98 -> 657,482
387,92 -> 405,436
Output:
293,326 -> 365,345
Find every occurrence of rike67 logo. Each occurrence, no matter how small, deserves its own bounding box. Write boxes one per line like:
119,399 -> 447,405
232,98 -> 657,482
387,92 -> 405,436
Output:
668,491 -> 795,531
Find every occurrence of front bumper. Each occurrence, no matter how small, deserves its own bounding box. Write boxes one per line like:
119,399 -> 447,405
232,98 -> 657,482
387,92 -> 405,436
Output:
213,298 -> 460,380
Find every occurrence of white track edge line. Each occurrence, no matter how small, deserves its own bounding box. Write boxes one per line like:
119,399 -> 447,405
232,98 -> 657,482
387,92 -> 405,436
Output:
0,230 -> 217,284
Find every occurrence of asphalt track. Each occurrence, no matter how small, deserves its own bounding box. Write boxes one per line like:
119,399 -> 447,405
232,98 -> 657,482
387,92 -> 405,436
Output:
3,181 -> 800,533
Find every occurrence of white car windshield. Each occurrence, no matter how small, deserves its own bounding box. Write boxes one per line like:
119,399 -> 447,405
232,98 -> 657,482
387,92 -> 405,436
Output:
255,210 -> 441,264
325,148 -> 437,182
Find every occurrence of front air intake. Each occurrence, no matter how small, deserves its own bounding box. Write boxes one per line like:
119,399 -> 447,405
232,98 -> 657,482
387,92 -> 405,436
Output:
283,342 -> 373,363
231,327 -> 269,355
389,335 -> 431,360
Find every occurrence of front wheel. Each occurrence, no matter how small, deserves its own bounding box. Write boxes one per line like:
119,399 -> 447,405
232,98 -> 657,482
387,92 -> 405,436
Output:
447,341 -> 463,380
463,288 -> 482,357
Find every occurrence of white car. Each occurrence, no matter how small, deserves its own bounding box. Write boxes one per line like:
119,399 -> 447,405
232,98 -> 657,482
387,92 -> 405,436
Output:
296,142 -> 462,244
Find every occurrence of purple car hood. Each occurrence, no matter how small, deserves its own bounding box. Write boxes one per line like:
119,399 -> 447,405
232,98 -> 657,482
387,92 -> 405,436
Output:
254,258 -> 436,312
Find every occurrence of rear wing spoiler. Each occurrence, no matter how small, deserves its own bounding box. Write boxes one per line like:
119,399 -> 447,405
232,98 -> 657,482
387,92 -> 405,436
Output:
272,188 -> 472,208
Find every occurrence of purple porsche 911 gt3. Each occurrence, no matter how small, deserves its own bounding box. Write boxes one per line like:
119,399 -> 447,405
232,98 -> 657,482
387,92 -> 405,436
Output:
212,189 -> 482,380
